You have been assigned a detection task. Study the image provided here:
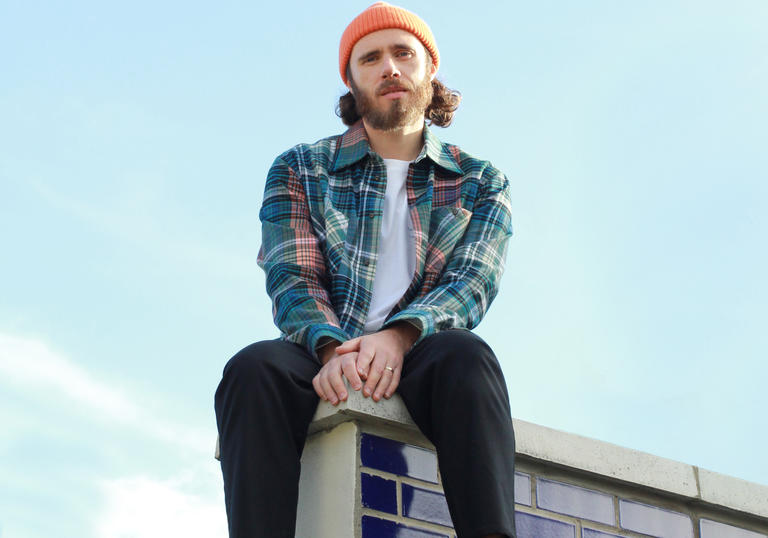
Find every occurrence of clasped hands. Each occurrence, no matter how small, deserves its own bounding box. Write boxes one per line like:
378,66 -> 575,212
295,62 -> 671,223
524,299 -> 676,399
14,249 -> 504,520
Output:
312,323 -> 419,406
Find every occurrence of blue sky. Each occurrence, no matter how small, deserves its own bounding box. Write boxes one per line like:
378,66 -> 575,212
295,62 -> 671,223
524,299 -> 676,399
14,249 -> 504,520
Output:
1,1 -> 766,536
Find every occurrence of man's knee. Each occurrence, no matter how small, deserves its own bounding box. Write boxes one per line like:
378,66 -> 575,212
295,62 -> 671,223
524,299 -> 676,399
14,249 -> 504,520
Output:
423,329 -> 498,365
222,339 -> 313,387
419,329 -> 505,391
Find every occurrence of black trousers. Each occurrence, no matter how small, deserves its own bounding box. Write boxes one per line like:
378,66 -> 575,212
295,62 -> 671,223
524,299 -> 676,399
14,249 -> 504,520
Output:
214,329 -> 517,538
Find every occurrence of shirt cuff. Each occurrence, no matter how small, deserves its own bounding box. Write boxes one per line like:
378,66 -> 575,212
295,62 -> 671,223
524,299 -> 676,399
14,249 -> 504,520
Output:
382,311 -> 431,345
306,324 -> 350,360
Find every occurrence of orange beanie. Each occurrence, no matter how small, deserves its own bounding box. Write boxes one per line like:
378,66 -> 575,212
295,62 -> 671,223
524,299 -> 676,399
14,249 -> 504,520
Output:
339,2 -> 439,86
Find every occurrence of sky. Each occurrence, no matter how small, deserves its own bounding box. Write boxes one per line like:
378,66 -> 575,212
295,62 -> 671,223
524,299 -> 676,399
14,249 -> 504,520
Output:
1,0 -> 767,536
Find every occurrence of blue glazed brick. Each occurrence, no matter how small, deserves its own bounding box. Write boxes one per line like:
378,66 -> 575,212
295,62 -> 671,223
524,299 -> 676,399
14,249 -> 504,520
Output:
537,478 -> 614,525
583,529 -> 623,538
619,499 -> 693,538
515,512 -> 576,538
402,483 -> 453,527
362,515 -> 450,538
701,519 -> 767,538
361,433 -> 438,483
515,472 -> 532,506
363,516 -> 398,538
362,473 -> 397,515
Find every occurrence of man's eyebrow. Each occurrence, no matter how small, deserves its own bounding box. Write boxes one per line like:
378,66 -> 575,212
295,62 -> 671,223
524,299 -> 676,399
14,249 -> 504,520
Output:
388,43 -> 415,52
356,43 -> 417,62
357,48 -> 381,62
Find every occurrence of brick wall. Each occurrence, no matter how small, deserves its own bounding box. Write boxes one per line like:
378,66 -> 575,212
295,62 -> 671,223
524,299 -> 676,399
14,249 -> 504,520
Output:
354,432 -> 768,538
288,389 -> 768,538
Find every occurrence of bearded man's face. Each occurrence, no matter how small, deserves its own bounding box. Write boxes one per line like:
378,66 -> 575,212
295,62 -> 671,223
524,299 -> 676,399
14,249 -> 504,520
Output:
347,29 -> 435,131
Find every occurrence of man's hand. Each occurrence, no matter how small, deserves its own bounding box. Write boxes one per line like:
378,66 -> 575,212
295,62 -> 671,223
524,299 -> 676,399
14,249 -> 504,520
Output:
335,322 -> 420,402
312,341 -> 362,406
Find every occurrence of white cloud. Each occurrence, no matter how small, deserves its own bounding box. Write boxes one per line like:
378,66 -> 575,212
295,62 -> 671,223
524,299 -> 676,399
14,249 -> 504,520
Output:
95,471 -> 227,538
0,332 -> 140,421
0,331 -> 226,537
0,332 -> 210,451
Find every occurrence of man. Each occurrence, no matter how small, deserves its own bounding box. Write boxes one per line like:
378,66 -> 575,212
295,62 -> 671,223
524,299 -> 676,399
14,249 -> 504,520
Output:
215,3 -> 516,537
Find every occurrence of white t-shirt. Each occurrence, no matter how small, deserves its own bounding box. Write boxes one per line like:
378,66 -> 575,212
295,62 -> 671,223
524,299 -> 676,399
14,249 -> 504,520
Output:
363,158 -> 416,333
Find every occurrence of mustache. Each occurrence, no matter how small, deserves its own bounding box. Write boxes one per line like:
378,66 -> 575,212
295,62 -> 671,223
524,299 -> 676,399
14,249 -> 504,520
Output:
377,81 -> 411,95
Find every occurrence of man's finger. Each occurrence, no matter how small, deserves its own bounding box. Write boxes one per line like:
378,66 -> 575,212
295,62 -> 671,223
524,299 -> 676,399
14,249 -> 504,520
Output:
340,352 -> 362,390
335,336 -> 361,354
328,366 -> 348,403
372,366 -> 394,402
356,341 -> 376,379
318,371 -> 339,405
384,367 -> 401,399
363,353 -> 388,398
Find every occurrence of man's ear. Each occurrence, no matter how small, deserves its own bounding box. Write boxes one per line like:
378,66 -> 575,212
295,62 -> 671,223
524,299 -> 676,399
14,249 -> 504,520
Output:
345,65 -> 355,93
428,62 -> 437,82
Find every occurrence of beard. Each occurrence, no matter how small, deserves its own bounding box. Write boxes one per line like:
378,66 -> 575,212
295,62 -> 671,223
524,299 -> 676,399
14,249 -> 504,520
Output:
350,73 -> 434,131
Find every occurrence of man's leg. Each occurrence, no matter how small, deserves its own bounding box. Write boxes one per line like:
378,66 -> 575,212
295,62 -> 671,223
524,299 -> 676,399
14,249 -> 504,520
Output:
398,329 -> 517,538
214,339 -> 321,538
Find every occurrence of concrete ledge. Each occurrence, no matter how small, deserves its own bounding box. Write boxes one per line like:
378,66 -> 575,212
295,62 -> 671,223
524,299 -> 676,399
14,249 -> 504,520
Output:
310,391 -> 768,522
512,418 -> 699,497
698,468 -> 768,520
308,382 -> 416,435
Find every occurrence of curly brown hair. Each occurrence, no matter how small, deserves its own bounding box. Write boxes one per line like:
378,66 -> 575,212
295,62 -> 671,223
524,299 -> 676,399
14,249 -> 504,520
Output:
336,60 -> 461,128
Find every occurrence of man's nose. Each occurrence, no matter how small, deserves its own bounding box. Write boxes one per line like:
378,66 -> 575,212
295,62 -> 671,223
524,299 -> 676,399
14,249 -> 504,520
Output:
381,56 -> 400,79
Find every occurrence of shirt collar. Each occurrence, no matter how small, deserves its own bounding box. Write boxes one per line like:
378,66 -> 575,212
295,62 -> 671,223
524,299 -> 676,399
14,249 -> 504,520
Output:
331,120 -> 463,175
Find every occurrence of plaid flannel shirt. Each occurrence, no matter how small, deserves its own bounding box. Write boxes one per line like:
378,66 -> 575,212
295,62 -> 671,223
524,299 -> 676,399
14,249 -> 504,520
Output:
257,121 -> 513,359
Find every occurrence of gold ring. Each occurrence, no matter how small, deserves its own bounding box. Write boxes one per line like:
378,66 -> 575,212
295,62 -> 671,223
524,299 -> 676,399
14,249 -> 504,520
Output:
385,366 -> 395,372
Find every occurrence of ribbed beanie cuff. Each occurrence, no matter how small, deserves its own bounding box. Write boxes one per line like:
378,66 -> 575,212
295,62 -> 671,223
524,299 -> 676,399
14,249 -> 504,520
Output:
339,2 -> 439,85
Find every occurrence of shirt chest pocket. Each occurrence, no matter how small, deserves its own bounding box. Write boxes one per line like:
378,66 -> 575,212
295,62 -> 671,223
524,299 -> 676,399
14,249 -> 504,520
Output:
321,204 -> 358,275
424,206 -> 473,275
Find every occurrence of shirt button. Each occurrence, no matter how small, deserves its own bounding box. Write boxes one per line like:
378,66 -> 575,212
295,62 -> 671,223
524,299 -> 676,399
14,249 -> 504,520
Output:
367,211 -> 375,218
451,207 -> 461,216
